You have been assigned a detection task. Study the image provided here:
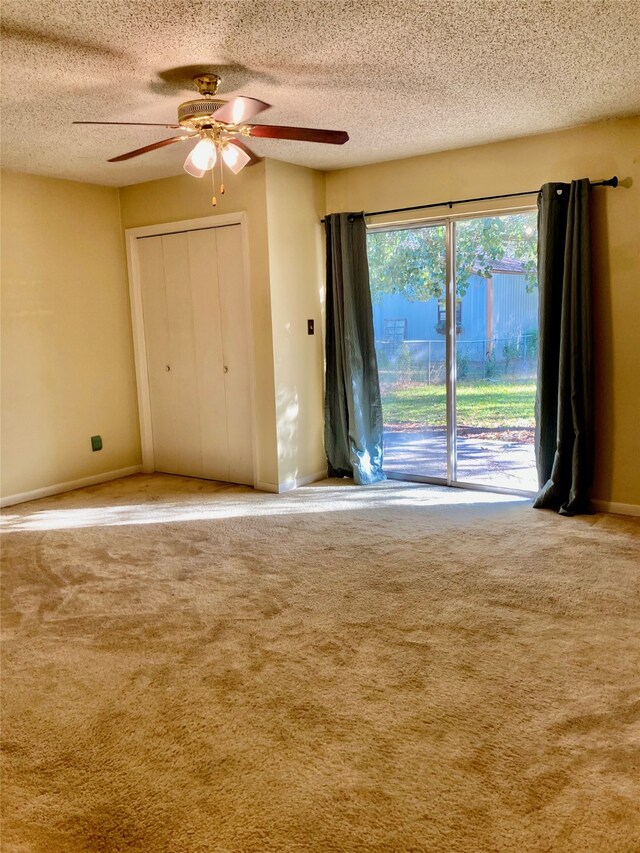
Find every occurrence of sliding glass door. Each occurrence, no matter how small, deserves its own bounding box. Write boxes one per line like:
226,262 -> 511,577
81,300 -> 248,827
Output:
367,224 -> 448,480
453,213 -> 538,491
367,210 -> 538,494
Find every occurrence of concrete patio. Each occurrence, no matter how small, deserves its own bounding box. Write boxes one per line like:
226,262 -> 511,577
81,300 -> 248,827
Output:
383,429 -> 538,492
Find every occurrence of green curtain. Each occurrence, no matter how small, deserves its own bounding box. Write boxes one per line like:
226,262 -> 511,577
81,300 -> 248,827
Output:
324,212 -> 385,485
534,179 -> 593,515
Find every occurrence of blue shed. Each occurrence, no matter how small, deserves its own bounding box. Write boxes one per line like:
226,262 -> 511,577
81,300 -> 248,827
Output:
373,270 -> 538,360
371,263 -> 538,376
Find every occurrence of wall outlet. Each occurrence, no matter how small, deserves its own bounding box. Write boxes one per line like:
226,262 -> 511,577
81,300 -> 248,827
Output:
91,435 -> 102,452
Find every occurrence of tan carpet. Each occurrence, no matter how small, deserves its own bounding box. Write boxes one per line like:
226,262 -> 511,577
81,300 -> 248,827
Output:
1,474 -> 639,852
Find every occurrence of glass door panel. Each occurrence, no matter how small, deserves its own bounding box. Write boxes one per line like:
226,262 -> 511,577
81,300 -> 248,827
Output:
453,212 -> 538,491
367,224 -> 448,479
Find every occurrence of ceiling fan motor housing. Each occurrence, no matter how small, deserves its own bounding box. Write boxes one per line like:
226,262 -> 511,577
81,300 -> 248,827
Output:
177,98 -> 227,130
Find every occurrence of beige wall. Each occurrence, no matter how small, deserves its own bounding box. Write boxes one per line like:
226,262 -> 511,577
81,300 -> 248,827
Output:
326,116 -> 640,507
118,165 -> 281,489
1,171 -> 141,498
265,160 -> 326,486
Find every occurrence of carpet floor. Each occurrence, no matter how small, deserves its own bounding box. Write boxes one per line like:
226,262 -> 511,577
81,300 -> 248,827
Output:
1,474 -> 639,852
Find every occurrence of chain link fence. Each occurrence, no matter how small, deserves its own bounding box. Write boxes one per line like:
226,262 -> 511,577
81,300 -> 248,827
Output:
376,333 -> 538,388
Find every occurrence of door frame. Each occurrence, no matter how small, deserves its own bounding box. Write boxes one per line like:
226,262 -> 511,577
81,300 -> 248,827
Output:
125,212 -> 259,488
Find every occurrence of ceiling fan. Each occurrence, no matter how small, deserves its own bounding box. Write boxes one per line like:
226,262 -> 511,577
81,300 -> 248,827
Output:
74,72 -> 349,203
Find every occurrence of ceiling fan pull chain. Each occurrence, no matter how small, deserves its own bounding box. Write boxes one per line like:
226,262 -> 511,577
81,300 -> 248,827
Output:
211,166 -> 217,207
220,154 -> 225,196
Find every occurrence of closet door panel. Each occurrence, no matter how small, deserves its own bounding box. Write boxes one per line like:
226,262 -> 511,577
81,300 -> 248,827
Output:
216,225 -> 254,486
187,229 -> 230,482
161,233 -> 203,477
138,236 -> 179,474
136,222 -> 254,487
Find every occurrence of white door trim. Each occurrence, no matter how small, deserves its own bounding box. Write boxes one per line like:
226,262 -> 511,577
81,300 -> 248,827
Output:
125,212 -> 259,488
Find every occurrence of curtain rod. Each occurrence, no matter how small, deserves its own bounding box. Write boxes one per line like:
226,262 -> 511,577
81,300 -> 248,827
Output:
321,176 -> 618,223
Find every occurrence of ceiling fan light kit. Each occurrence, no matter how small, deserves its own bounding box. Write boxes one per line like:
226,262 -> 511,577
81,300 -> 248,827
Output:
183,137 -> 217,178
74,72 -> 349,206
221,142 -> 251,174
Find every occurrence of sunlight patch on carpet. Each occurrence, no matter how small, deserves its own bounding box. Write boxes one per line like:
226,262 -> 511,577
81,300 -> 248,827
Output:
1,482 -> 529,531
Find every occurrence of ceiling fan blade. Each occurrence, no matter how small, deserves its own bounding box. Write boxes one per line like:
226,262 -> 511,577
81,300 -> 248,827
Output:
247,125 -> 349,144
213,96 -> 270,125
74,120 -> 182,128
229,138 -> 262,166
108,135 -> 192,162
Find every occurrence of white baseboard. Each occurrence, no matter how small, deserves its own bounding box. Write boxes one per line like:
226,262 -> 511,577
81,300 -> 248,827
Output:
592,499 -> 640,517
275,469 -> 328,494
256,481 -> 279,494
0,466 -> 143,508
256,469 -> 327,495
292,469 -> 328,489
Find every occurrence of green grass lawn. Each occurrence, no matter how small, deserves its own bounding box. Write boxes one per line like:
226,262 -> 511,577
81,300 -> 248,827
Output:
381,381 -> 536,429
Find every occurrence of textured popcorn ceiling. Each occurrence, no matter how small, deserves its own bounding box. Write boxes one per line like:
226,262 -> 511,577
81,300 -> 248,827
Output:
1,0 -> 639,187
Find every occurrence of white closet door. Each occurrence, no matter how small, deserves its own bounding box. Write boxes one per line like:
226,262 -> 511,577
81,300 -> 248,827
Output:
216,225 -> 254,486
187,228 -> 231,482
161,232 -> 204,477
138,236 -> 180,474
138,224 -> 253,485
